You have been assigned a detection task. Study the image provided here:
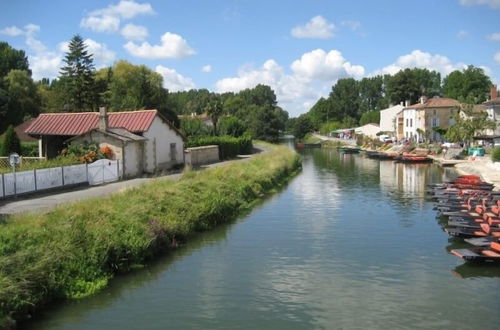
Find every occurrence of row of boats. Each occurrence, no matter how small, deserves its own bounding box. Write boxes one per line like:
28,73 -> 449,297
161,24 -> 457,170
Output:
338,145 -> 433,163
427,175 -> 500,263
364,149 -> 432,163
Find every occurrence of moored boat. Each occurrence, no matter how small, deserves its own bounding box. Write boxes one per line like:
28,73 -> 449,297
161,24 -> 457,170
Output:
451,242 -> 500,263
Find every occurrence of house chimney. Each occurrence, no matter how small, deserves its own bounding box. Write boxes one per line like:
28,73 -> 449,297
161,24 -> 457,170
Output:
400,101 -> 404,106
99,106 -> 108,131
405,100 -> 410,107
420,96 -> 427,104
491,85 -> 498,100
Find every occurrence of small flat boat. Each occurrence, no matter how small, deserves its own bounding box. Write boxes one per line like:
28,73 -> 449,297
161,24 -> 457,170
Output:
338,146 -> 361,153
451,242 -> 500,263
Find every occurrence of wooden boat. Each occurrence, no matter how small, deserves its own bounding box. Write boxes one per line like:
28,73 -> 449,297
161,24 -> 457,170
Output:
338,146 -> 361,153
465,236 -> 500,247
451,241 -> 500,263
397,154 -> 432,163
303,143 -> 322,148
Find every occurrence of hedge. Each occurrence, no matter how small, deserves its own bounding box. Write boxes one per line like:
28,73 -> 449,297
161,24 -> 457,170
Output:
186,135 -> 253,159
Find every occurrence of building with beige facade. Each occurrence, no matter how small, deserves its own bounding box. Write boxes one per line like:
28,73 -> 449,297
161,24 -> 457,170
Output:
397,97 -> 460,142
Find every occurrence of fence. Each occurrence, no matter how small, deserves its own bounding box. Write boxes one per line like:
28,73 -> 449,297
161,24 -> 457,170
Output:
0,156 -> 46,169
0,159 -> 122,199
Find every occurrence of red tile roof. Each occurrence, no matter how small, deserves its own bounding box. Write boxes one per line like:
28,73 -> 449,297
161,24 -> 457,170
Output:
15,118 -> 38,142
406,98 -> 460,109
25,110 -> 158,136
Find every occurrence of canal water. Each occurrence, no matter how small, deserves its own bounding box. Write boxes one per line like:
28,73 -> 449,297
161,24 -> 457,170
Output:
23,147 -> 500,330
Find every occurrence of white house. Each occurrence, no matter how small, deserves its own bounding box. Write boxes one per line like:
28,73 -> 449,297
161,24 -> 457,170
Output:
26,108 -> 186,177
484,85 -> 500,136
355,123 -> 380,138
379,104 -> 404,135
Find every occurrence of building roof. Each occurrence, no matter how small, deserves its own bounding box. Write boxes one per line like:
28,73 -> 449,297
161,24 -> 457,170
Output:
14,118 -> 38,142
25,110 -> 158,136
66,128 -> 147,143
405,97 -> 460,109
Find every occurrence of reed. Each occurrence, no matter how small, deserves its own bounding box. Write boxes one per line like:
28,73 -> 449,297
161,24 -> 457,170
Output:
0,143 -> 301,329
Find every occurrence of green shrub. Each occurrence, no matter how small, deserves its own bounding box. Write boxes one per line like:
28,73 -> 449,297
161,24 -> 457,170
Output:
186,135 -> 253,159
21,142 -> 39,157
492,146 -> 500,162
0,143 -> 301,326
0,125 -> 21,156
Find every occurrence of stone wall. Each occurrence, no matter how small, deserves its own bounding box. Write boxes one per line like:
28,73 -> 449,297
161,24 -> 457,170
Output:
184,145 -> 219,166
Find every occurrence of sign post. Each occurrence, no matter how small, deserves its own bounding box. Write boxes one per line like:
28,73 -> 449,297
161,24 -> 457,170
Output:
9,153 -> 20,197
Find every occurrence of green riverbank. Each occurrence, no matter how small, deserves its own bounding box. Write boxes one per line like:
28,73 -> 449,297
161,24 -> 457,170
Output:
0,143 -> 301,329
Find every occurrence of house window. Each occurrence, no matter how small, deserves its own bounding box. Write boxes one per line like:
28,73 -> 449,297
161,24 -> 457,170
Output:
406,119 -> 408,127
433,109 -> 436,115
410,119 -> 413,127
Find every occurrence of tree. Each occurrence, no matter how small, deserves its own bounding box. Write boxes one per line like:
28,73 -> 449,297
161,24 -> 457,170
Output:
180,117 -> 209,137
385,68 -> 441,105
0,42 -> 30,77
308,97 -> 334,128
443,65 -> 492,103
329,78 -> 360,120
219,116 -> 246,137
204,97 -> 224,135
1,70 -> 40,132
1,125 -> 21,156
59,35 -> 96,111
359,110 -> 380,126
293,115 -> 314,140
444,107 -> 496,146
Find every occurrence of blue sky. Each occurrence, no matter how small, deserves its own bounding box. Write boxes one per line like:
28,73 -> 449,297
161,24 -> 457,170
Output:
1,0 -> 499,116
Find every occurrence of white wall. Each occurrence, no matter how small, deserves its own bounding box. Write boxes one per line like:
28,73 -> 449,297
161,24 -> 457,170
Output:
143,117 -> 184,172
123,142 -> 142,177
403,109 -> 417,140
185,145 -> 219,166
379,105 -> 404,133
355,124 -> 380,138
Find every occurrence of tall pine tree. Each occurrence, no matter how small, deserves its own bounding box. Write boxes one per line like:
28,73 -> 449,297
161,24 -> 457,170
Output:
59,35 -> 96,111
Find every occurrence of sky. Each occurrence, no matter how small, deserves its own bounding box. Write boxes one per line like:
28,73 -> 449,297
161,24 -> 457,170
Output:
1,0 -> 499,117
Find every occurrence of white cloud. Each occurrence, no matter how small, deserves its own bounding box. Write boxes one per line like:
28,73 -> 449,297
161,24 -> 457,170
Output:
495,51 -> 500,64
373,50 -> 467,76
341,20 -> 361,31
0,26 -> 24,36
216,49 -> 364,116
121,23 -> 148,41
487,32 -> 500,41
155,65 -> 195,91
291,15 -> 335,39
81,0 -> 154,33
29,52 -> 63,80
84,39 -> 116,64
81,14 -> 120,33
124,32 -> 195,59
291,49 -> 365,80
202,65 -> 212,73
459,0 -> 500,9
1,24 -> 47,52
24,24 -> 46,52
456,30 -> 469,39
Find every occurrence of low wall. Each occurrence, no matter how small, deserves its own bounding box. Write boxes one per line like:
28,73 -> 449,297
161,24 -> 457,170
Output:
0,160 -> 122,199
184,145 -> 219,166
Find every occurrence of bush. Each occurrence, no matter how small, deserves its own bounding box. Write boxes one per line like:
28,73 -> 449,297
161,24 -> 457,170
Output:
186,135 -> 253,159
492,146 -> 500,162
21,142 -> 39,157
0,125 -> 21,156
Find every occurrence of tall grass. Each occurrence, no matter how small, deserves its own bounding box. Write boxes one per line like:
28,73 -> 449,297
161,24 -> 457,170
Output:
0,143 -> 301,328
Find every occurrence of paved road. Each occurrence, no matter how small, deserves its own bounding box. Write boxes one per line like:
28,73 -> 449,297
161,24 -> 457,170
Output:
0,153 -> 259,216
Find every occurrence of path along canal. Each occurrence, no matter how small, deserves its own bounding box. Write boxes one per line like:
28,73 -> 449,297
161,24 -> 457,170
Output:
22,147 -> 500,330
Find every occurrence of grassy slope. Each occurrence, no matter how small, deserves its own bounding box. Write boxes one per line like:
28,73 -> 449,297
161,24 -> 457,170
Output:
0,143 -> 301,328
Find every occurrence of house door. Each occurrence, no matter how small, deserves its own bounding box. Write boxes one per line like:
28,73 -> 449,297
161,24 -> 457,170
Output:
170,143 -> 176,162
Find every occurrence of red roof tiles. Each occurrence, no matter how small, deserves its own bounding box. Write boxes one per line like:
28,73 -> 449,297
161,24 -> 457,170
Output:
26,110 -> 157,136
